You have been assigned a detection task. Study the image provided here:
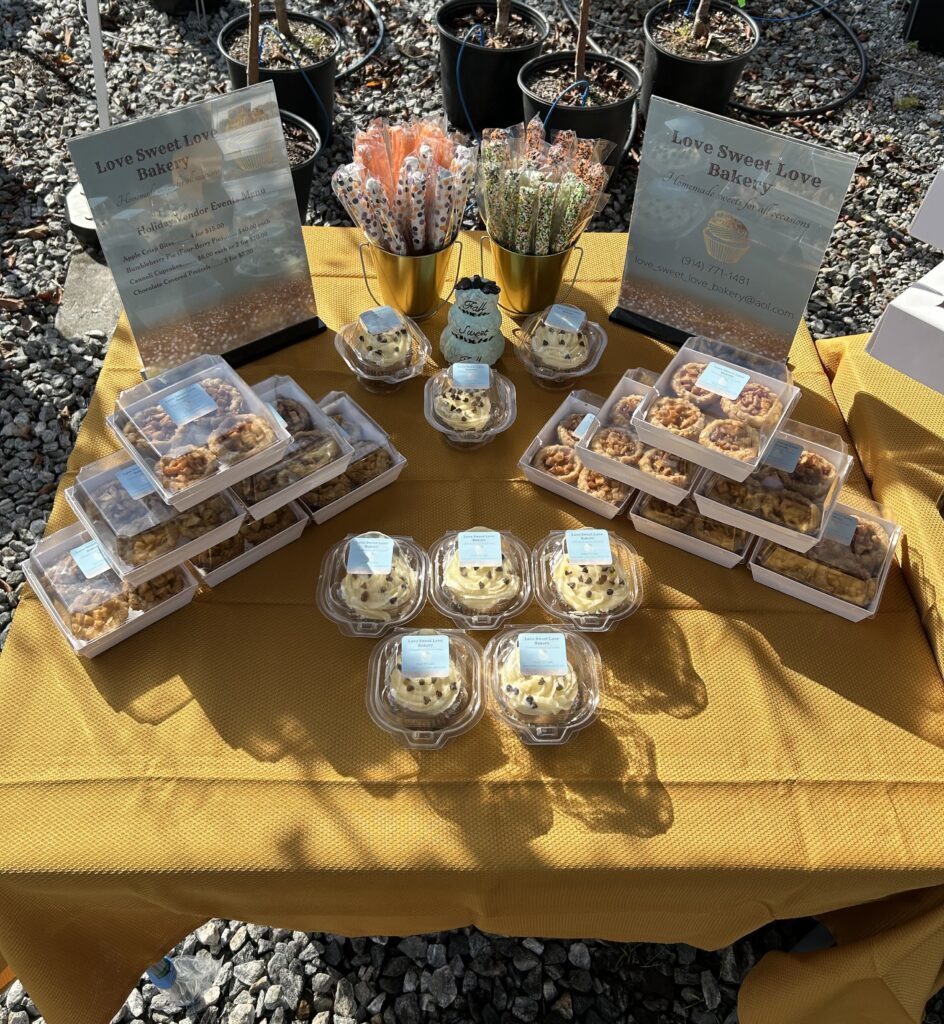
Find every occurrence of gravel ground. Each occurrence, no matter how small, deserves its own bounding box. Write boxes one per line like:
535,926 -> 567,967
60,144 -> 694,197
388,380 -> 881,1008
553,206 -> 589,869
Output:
2,0 -> 944,1021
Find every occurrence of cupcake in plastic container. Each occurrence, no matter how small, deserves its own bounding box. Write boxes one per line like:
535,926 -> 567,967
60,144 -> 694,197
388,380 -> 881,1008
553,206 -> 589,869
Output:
428,527 -> 532,629
423,364 -> 517,449
512,303 -> 608,389
366,628 -> 485,748
485,624 -> 603,745
532,528 -> 642,632
316,531 -> 429,637
334,306 -> 430,393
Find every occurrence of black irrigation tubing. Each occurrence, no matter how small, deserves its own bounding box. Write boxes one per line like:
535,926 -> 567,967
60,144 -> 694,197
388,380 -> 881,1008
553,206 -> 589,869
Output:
557,0 -> 868,121
334,0 -> 386,81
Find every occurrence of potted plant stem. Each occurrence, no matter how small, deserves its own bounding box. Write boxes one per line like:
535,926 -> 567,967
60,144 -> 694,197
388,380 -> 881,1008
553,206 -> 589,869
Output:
217,0 -> 341,142
232,0 -> 323,222
518,0 -> 641,166
640,0 -> 761,117
437,0 -> 550,134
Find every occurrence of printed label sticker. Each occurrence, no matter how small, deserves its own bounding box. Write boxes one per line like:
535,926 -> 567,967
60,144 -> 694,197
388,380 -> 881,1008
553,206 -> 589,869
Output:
457,530 -> 503,568
451,362 -> 491,389
160,382 -> 218,427
346,533 -> 395,574
115,464 -> 155,500
564,528 -> 613,565
517,632 -> 568,677
69,539 -> 111,580
400,633 -> 450,678
763,438 -> 804,474
695,362 -> 751,401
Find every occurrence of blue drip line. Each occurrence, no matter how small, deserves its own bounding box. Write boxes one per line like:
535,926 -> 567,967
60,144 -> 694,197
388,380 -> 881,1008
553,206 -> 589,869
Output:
456,23 -> 487,141
542,79 -> 590,130
258,24 -> 330,139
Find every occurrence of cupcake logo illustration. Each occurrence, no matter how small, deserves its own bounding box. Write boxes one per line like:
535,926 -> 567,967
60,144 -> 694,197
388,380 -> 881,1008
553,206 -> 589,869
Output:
703,211 -> 751,264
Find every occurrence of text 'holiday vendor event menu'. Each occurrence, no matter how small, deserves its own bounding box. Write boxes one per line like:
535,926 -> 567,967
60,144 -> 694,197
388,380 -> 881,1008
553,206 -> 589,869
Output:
615,97 -> 858,362
69,82 -> 318,371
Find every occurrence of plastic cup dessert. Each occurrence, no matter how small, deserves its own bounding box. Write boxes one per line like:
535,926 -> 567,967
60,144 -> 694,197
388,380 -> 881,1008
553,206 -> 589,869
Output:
484,624 -> 603,745
316,531 -> 430,637
532,528 -> 642,631
423,363 -> 517,449
513,303 -> 608,389
366,628 -> 486,748
428,527 -> 532,629
334,305 -> 431,393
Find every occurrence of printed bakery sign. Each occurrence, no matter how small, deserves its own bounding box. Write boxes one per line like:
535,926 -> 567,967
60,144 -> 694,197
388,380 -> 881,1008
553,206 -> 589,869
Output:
613,97 -> 857,362
69,82 -> 319,371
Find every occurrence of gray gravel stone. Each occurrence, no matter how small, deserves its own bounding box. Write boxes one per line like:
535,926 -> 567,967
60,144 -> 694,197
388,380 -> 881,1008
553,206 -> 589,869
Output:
232,961 -> 265,987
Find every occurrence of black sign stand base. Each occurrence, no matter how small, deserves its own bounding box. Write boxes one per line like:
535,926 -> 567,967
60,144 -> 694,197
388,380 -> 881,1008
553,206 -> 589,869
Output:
608,304 -> 691,348
222,314 -> 327,369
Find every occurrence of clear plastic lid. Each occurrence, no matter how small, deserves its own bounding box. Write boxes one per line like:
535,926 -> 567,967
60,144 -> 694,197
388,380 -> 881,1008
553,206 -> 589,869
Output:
334,307 -> 431,391
423,364 -> 517,447
316,531 -> 430,637
631,336 -> 800,481
25,522 -> 194,652
753,499 -> 901,612
532,529 -> 643,632
484,625 -> 603,745
576,371 -> 701,503
191,501 -> 303,573
66,451 -> 245,582
366,628 -> 486,749
634,493 -> 753,556
236,375 -> 354,513
512,304 -> 608,387
428,527 -> 532,630
109,356 -> 291,506
696,419 -> 853,549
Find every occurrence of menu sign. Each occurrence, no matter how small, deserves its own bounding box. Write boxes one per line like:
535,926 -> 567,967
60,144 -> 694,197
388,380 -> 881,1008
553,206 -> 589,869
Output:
612,97 -> 857,362
69,82 -> 321,370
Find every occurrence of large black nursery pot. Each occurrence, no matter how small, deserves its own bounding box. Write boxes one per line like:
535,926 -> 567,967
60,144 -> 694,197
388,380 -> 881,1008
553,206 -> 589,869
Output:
218,10 -> 341,143
149,0 -> 223,14
641,0 -> 760,117
519,51 -> 641,168
437,0 -> 550,134
282,111 -> 321,223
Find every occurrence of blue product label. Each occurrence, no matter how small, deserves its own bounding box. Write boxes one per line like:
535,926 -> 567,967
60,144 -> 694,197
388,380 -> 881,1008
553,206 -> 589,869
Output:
400,633 -> 450,678
546,304 -> 586,333
573,412 -> 595,441
69,539 -> 111,579
457,530 -> 502,568
346,533 -> 395,574
763,438 -> 804,473
115,464 -> 155,500
451,362 -> 490,389
824,511 -> 858,546
266,402 -> 288,430
695,361 -> 751,401
160,381 -> 217,427
517,631 -> 568,677
564,528 -> 613,565
361,306 -> 402,335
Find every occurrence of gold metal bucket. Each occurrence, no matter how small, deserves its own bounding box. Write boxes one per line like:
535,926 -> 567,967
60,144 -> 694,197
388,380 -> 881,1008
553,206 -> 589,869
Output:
359,240 -> 463,320
480,236 -> 584,317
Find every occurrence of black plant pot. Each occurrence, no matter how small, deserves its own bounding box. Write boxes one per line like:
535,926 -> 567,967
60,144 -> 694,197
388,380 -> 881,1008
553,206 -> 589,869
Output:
149,0 -> 223,14
519,51 -> 641,168
218,10 -> 341,143
282,111 -> 321,224
641,0 -> 760,118
437,0 -> 549,134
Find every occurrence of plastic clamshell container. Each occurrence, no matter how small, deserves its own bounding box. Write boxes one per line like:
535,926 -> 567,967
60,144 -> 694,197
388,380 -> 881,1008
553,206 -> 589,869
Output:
423,365 -> 517,448
531,529 -> 643,632
576,371 -> 705,505
23,522 -> 198,658
629,492 -> 754,569
747,500 -> 902,622
300,391 -> 408,524
519,390 -> 635,520
316,531 -> 430,637
484,624 -> 603,745
428,527 -> 533,630
108,355 -> 292,511
334,308 -> 431,393
693,419 -> 854,553
631,336 -> 801,482
190,501 -> 308,588
237,375 -> 354,520
366,628 -> 486,749
64,452 -> 245,586
511,304 -> 608,389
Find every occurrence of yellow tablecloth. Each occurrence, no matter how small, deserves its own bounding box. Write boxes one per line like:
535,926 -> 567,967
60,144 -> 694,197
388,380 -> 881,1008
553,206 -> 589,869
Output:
2,229 -> 943,1024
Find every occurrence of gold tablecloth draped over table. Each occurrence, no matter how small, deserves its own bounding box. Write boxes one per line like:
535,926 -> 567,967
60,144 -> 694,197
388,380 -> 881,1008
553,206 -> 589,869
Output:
1,229 -> 943,1024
